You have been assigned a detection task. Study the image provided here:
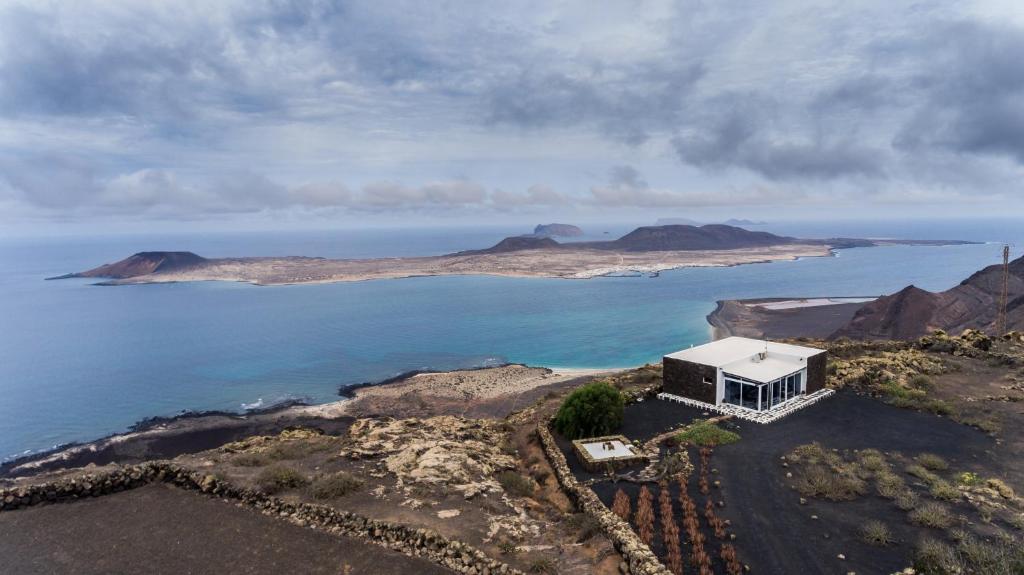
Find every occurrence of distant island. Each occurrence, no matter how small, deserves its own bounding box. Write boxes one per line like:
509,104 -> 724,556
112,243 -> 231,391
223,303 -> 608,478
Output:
531,223 -> 583,237
656,217 -> 767,226
50,224 -> 978,286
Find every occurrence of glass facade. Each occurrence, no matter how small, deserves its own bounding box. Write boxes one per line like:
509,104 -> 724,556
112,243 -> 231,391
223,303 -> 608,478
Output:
722,369 -> 805,411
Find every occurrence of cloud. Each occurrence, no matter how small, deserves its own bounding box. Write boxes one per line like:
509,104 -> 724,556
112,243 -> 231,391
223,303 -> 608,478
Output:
1,0 -> 1023,223
588,165 -> 803,208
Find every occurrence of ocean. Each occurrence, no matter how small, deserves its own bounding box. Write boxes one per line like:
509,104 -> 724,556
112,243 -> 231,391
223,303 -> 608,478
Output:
0,219 -> 1020,461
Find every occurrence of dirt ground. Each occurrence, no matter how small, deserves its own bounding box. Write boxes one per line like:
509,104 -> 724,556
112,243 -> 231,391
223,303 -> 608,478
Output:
0,482 -> 450,575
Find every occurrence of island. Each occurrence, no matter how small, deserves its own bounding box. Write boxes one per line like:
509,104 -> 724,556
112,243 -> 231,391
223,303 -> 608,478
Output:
531,223 -> 583,237
49,224 -> 977,287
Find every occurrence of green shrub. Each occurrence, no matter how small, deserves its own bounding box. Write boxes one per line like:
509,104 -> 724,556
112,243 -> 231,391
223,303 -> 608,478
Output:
675,420 -> 740,447
957,471 -> 980,486
910,502 -> 955,529
552,382 -> 624,439
233,453 -> 270,467
930,480 -> 961,501
497,471 -> 537,498
858,449 -> 888,473
895,489 -> 920,511
906,464 -> 940,484
876,472 -> 906,498
794,465 -> 866,501
789,443 -> 841,467
860,520 -> 894,546
909,374 -> 933,389
916,453 -> 950,471
310,472 -> 363,499
256,465 -> 309,494
915,538 -> 965,575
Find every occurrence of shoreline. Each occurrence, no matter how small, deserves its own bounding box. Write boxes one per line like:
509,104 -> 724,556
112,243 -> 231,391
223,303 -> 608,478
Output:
706,295 -> 877,340
0,363 -> 616,479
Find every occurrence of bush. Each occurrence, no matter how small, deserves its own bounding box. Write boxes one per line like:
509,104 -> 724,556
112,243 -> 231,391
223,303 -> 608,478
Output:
794,465 -> 866,501
915,539 -> 966,575
552,381 -> 624,439
789,443 -> 842,467
497,471 -> 536,498
858,449 -> 888,473
675,420 -> 740,447
876,472 -> 906,498
564,513 -> 601,542
233,453 -> 269,467
929,480 -> 961,501
310,472 -> 363,499
916,453 -> 950,471
906,464 -> 940,484
910,502 -> 955,529
860,520 -> 894,546
909,374 -> 933,389
528,557 -> 557,574
895,489 -> 920,511
957,471 -> 979,486
256,465 -> 308,494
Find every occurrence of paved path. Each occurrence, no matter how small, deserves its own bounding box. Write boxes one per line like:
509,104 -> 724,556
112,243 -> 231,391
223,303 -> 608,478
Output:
0,483 -> 451,575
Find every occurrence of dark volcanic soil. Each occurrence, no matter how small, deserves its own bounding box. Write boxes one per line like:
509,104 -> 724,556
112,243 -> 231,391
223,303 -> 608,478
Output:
561,391 -> 1000,574
0,482 -> 450,575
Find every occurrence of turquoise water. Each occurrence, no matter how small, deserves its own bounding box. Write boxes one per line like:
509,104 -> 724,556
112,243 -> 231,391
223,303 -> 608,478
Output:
0,220 -> 1019,460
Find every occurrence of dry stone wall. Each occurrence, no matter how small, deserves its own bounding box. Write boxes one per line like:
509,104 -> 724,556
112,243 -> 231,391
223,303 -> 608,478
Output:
536,424 -> 671,575
0,462 -> 521,575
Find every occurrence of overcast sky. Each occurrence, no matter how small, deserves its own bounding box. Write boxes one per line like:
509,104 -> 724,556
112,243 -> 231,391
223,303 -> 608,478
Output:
1,0 -> 1023,230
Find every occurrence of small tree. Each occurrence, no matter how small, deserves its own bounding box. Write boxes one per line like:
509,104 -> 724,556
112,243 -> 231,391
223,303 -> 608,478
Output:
553,381 -> 624,439
612,488 -> 632,522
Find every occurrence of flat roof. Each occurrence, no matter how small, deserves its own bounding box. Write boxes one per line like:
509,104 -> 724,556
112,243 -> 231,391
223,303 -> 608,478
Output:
665,336 -> 824,383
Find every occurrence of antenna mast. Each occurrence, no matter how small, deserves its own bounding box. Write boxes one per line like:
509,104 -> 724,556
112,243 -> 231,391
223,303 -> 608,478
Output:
998,245 -> 1010,336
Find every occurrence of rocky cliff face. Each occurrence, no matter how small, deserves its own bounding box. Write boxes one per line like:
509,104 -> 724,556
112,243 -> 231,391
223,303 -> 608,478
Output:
70,251 -> 208,279
832,255 -> 1024,339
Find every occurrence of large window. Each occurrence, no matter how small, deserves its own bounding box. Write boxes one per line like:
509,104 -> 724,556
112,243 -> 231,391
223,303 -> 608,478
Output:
724,370 -> 806,411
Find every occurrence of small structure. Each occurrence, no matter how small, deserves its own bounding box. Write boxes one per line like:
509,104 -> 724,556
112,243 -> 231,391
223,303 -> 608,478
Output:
571,435 -> 646,472
662,337 -> 828,418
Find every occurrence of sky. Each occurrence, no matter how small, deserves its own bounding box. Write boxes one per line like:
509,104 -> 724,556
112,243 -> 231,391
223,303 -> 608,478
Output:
1,0 -> 1023,231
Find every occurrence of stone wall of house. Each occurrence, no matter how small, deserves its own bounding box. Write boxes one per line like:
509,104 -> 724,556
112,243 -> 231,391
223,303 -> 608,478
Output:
536,425 -> 671,575
662,357 -> 716,403
0,462 -> 521,575
805,351 -> 827,393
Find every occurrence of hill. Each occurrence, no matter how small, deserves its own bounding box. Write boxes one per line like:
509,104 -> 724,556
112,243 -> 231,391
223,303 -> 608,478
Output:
832,254 -> 1024,339
51,252 -> 208,280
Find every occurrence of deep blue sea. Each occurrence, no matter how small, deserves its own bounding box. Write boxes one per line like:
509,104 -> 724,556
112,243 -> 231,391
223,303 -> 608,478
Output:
1,219 -> 1020,461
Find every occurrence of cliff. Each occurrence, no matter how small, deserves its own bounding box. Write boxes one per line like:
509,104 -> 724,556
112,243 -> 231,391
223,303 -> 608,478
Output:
831,255 -> 1024,339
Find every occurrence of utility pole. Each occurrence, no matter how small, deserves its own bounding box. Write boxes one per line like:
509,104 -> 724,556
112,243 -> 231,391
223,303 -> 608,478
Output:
998,245 -> 1010,336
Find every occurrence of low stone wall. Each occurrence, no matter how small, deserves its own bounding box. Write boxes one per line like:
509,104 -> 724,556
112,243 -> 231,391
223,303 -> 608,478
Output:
536,425 -> 670,575
0,462 -> 520,575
